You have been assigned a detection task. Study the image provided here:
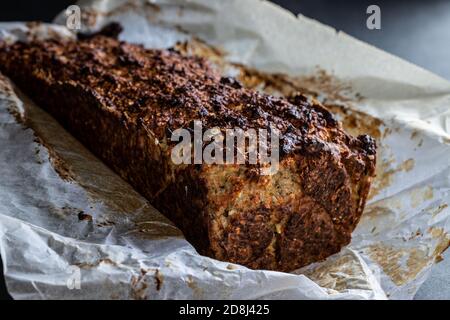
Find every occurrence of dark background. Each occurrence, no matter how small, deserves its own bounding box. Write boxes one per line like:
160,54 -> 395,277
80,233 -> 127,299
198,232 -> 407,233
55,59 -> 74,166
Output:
1,0 -> 449,300
1,0 -> 449,79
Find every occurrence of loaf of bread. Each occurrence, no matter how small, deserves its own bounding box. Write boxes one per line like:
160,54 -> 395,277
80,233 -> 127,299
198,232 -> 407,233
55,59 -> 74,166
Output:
0,27 -> 376,271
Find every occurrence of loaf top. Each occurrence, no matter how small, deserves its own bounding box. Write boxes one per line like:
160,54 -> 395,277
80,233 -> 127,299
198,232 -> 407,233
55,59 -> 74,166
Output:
0,30 -> 376,162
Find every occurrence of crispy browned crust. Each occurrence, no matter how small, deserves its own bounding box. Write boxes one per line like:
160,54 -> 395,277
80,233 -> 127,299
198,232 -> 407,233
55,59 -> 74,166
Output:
0,27 -> 376,271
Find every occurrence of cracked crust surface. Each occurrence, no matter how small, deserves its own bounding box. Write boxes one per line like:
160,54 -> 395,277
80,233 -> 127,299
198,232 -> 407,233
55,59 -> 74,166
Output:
0,26 -> 376,271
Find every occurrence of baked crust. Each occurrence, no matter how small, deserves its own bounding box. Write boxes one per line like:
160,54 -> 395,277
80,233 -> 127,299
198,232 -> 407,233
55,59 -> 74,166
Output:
0,27 -> 376,271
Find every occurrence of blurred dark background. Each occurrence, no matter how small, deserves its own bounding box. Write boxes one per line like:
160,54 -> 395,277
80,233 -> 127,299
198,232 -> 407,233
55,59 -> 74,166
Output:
1,0 -> 449,79
0,0 -> 449,300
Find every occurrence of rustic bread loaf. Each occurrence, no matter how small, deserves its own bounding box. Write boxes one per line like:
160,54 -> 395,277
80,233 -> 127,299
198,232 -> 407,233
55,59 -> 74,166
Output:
0,30 -> 376,271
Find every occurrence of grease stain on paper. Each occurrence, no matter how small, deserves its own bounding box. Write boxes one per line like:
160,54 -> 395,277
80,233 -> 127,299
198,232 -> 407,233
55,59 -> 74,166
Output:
301,252 -> 371,292
186,275 -> 204,299
75,258 -> 118,269
410,185 -> 433,208
131,269 -> 149,300
368,158 -> 415,200
366,244 -> 429,286
430,203 -> 449,218
154,269 -> 164,291
429,227 -> 450,263
367,225 -> 450,285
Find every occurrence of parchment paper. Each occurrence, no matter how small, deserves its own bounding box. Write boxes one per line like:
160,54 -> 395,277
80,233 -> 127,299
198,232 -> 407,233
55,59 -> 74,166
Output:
0,0 -> 449,300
